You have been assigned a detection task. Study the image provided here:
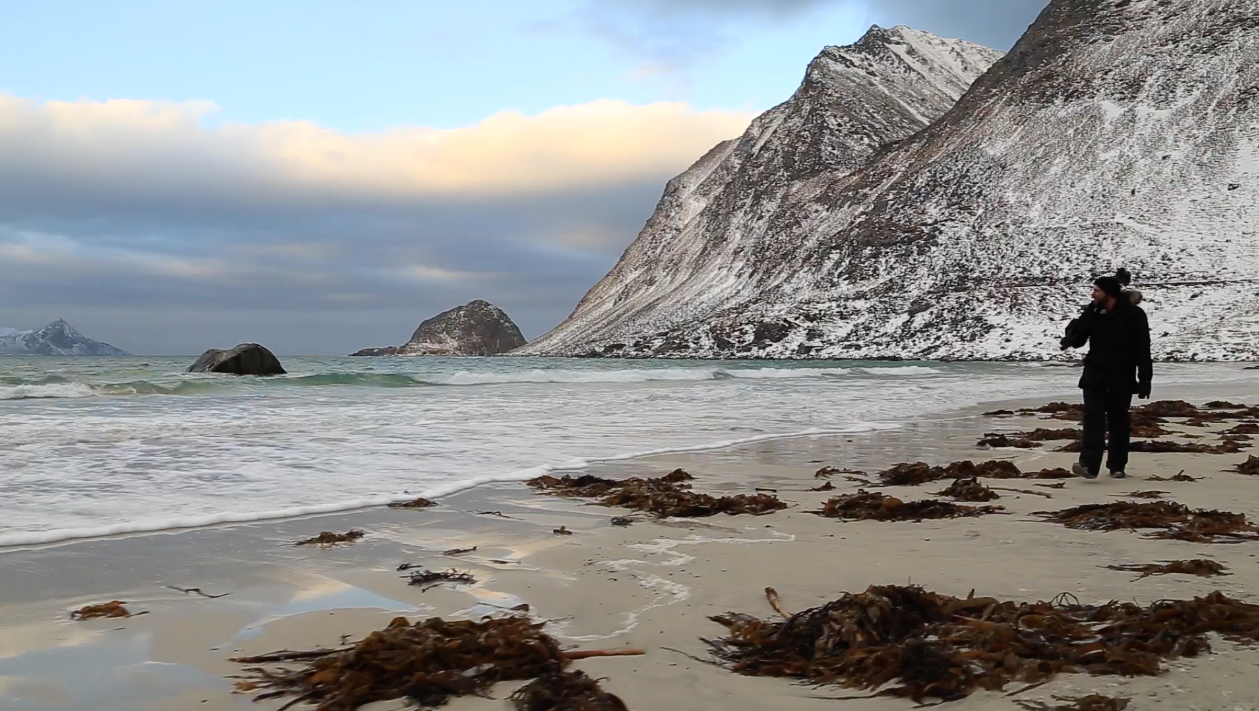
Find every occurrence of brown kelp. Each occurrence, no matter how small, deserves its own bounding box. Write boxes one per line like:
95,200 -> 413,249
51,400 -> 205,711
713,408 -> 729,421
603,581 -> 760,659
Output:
388,497 -> 437,509
509,670 -> 629,711
1234,456 -> 1259,475
877,460 -> 1066,486
1106,560 -> 1230,579
934,478 -> 1000,502
978,428 -> 1083,449
295,530 -> 365,547
1147,472 -> 1201,482
1015,696 -> 1130,711
1119,491 -> 1169,499
1034,501 -> 1259,543
707,585 -> 1259,704
232,616 -> 639,711
528,469 -> 786,518
71,601 -> 138,620
814,490 -> 1002,522
404,569 -> 476,591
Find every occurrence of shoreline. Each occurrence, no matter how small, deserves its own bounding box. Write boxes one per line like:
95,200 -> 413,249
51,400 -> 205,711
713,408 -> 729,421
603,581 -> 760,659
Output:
5,371 -> 1258,553
7,378 -> 1259,710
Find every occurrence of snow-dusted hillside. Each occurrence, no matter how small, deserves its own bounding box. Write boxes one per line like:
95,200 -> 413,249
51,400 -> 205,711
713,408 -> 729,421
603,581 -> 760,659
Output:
522,0 -> 1259,361
0,320 -> 129,356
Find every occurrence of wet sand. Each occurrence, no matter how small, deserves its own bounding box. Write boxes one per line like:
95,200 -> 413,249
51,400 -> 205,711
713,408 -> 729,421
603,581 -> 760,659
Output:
6,382 -> 1259,711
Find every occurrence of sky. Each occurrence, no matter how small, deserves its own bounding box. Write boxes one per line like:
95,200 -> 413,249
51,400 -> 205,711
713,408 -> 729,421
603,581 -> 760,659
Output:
0,0 -> 1048,355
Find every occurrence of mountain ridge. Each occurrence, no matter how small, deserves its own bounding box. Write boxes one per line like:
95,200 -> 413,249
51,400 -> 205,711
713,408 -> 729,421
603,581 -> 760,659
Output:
519,1 -> 1259,361
0,319 -> 130,356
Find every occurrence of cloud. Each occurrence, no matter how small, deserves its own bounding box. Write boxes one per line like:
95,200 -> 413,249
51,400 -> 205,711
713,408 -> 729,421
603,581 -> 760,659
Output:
0,94 -> 751,200
0,93 -> 743,353
565,0 -> 1046,78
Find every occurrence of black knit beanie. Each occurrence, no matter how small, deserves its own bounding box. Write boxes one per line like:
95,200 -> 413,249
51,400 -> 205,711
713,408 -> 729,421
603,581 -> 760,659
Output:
1094,275 -> 1123,300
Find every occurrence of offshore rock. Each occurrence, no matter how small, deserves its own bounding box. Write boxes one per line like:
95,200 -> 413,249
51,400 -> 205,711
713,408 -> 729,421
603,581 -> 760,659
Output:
188,343 -> 286,375
356,301 -> 526,357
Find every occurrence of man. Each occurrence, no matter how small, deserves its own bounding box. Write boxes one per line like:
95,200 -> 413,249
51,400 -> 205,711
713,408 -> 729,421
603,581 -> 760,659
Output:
1059,271 -> 1153,479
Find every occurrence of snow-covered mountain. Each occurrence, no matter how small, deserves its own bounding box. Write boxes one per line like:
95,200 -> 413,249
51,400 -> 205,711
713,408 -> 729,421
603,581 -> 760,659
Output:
0,320 -> 129,356
522,0 -> 1259,361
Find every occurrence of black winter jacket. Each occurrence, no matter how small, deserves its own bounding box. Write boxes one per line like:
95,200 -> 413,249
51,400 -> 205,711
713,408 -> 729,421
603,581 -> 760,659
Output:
1060,297 -> 1153,393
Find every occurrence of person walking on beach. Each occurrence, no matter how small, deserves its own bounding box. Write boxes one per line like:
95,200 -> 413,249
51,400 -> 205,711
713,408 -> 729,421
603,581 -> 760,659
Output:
1059,269 -> 1153,479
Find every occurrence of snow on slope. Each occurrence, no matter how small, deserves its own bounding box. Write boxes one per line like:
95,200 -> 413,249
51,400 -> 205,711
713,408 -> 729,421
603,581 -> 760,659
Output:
0,320 -> 129,356
517,25 -> 1004,357
522,0 -> 1259,362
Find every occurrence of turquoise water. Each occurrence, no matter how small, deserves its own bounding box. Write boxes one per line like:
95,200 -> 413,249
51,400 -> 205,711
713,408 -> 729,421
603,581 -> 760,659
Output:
1,356 -> 1252,548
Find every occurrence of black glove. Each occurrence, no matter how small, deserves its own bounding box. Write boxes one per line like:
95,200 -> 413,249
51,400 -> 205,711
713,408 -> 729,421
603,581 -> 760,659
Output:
1137,381 -> 1151,400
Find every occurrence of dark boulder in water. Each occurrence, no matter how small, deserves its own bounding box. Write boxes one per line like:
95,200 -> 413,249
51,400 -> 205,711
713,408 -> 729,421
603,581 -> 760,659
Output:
188,343 -> 286,375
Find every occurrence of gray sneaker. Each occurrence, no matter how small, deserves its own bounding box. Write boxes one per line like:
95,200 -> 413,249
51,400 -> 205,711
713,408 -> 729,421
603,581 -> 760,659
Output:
1072,462 -> 1098,480
1109,470 -> 1127,479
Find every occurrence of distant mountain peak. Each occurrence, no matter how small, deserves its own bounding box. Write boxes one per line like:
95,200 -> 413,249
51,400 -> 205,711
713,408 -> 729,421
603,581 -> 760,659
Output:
518,26 -> 1003,359
521,0 -> 1259,362
0,319 -> 128,356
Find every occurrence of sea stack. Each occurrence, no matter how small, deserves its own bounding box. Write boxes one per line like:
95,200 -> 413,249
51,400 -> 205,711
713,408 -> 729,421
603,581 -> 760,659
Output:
188,343 -> 286,375
350,300 -> 526,356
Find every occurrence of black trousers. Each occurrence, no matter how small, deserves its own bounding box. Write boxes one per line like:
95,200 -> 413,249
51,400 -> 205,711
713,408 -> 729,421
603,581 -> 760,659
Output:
1080,387 -> 1134,474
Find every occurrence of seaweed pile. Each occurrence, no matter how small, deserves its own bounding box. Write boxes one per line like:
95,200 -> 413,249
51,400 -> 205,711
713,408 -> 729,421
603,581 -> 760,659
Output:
706,585 -> 1259,704
1015,696 -> 1129,711
814,490 -> 1002,522
977,433 -> 1039,449
233,616 -> 632,711
1057,438 -> 1245,454
934,478 -> 1000,502
1147,472 -> 1201,482
992,401 -> 1258,444
509,671 -> 629,711
877,460 -> 1069,486
978,428 -> 1082,449
1034,501 -> 1259,543
404,569 -> 477,591
295,530 -> 365,547
388,498 -> 437,509
1106,560 -> 1230,579
527,469 -> 786,518
71,601 -> 137,620
1235,456 -> 1259,475
1120,490 -> 1168,499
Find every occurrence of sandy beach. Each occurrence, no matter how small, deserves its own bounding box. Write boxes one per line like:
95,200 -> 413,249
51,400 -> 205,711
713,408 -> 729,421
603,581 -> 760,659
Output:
7,380 -> 1259,711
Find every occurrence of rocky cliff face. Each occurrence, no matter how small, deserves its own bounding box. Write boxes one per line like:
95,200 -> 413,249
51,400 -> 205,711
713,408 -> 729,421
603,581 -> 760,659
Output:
351,301 -> 527,356
0,319 -> 129,356
521,2 -> 1259,361
517,25 -> 1004,358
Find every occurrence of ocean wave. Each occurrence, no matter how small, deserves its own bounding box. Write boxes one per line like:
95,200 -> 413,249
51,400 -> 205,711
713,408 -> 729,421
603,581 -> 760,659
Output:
0,374 -> 70,386
0,422 -> 893,549
0,383 -> 95,400
277,373 -> 426,388
858,366 -> 942,375
430,367 -> 857,386
0,365 -> 942,400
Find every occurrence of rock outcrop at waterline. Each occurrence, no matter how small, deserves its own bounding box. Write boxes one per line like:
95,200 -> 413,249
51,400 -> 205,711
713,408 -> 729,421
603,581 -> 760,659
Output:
188,343 -> 286,375
520,2 -> 1259,361
351,301 -> 527,357
0,319 -> 129,356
